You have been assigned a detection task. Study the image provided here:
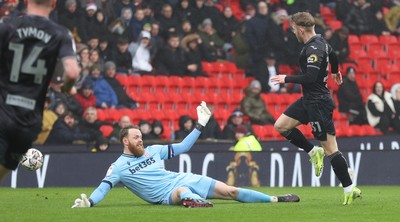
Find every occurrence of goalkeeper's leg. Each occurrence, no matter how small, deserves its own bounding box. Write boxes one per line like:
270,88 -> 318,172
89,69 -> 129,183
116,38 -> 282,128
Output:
210,181 -> 299,203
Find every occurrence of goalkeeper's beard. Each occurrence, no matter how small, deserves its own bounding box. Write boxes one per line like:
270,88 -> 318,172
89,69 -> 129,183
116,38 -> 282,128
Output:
128,142 -> 145,157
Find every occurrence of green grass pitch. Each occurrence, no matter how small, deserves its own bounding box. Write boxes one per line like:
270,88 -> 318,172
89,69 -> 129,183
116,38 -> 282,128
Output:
1,186 -> 399,222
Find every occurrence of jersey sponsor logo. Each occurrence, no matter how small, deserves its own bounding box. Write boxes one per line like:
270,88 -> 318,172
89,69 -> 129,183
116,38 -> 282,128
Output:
307,54 -> 318,63
128,157 -> 156,174
6,94 -> 36,110
310,46 -> 317,49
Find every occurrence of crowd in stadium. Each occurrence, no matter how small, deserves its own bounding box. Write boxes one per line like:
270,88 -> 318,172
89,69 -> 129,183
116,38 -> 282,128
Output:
1,0 -> 399,151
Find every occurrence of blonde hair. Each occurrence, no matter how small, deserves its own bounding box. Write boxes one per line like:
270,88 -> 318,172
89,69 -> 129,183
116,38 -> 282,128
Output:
290,12 -> 315,31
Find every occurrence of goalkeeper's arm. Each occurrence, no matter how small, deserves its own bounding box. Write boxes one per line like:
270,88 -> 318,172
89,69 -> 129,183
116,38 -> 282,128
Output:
171,101 -> 211,156
72,182 -> 111,208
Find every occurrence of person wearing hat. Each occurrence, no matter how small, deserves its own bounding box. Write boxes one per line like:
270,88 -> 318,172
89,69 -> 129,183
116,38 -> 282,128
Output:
110,37 -> 133,74
225,124 -> 262,187
337,67 -> 367,125
221,108 -> 253,140
75,79 -> 96,111
89,63 -> 118,109
197,17 -> 225,61
253,51 -> 286,93
128,30 -> 154,74
181,33 -> 211,77
58,0 -> 82,42
240,80 -> 275,125
103,61 -> 138,109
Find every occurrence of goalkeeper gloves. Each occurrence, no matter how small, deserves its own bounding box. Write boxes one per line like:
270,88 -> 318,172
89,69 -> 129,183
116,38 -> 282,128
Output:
71,193 -> 92,208
196,101 -> 212,127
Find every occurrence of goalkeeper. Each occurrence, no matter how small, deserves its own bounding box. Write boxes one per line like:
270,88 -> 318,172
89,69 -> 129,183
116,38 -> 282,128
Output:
72,101 -> 300,208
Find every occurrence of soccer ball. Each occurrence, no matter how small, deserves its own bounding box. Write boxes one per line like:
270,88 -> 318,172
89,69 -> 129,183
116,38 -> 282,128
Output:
20,148 -> 44,171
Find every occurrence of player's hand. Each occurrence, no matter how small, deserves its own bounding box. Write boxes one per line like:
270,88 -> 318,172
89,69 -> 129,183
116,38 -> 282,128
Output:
196,101 -> 212,126
270,75 -> 287,85
332,71 -> 343,85
71,193 -> 91,208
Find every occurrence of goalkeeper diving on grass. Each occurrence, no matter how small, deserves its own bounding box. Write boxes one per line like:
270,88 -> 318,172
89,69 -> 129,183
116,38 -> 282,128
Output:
72,101 -> 300,208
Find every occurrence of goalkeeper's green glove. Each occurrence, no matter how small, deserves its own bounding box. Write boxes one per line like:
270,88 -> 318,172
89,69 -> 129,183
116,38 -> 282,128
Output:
196,101 -> 212,127
71,193 -> 91,208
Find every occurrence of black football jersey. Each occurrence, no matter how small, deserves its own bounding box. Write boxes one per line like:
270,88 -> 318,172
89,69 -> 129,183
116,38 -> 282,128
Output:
298,35 -> 332,100
0,15 -> 76,126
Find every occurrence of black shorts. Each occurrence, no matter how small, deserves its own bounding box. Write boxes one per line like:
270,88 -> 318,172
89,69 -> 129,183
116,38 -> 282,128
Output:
284,96 -> 336,141
0,117 -> 41,170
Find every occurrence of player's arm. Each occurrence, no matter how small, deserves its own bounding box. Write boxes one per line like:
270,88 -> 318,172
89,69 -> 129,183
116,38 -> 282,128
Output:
71,182 -> 111,208
328,49 -> 343,85
170,101 -> 211,156
58,29 -> 79,93
271,48 -> 321,85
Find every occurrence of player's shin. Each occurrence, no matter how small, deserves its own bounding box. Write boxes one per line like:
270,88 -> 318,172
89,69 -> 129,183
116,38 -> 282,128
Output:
236,188 -> 271,202
281,128 -> 314,152
328,151 -> 353,188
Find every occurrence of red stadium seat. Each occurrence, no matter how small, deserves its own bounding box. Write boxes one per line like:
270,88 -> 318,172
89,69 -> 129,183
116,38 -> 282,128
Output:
326,20 -> 343,30
360,35 -> 379,45
379,35 -> 398,46
100,125 -> 114,137
348,35 -> 360,44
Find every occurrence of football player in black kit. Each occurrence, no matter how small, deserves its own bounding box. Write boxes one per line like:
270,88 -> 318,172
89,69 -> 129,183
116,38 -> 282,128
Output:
0,0 -> 79,181
271,12 -> 361,205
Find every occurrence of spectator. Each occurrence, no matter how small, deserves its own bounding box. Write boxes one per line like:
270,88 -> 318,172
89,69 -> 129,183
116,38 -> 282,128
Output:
229,124 -> 262,151
391,83 -> 400,128
103,61 -> 138,109
345,0 -> 373,35
110,38 -> 133,74
384,3 -> 400,35
79,107 -> 111,151
204,0 -> 224,34
52,101 -> 68,117
180,19 -> 195,38
150,22 -> 165,59
109,115 -> 133,143
240,80 -> 275,125
370,9 -> 391,36
154,32 -> 185,76
48,74 -> 83,117
107,18 -> 131,48
243,4 -> 256,21
197,18 -> 225,61
75,79 -> 97,111
98,36 -> 112,63
219,6 -> 240,61
58,0 -> 82,43
79,2 -> 100,43
267,8 -> 289,64
366,81 -> 400,134
232,23 -> 249,70
199,104 -> 222,140
253,52 -> 284,93
130,7 -> 146,41
89,48 -> 102,67
221,109 -> 254,140
157,4 -> 181,40
151,120 -> 165,140
112,0 -> 135,20
34,99 -> 58,144
245,1 -> 271,73
45,111 -> 92,145
329,26 -> 350,65
138,120 -> 158,140
181,33 -> 211,77
89,64 -> 118,109
129,30 -> 154,74
93,9 -> 109,43
120,7 -> 134,37
337,67 -> 367,125
87,36 -> 100,51
78,45 -> 92,77
188,0 -> 208,30
174,115 -> 195,140
175,0 -> 192,23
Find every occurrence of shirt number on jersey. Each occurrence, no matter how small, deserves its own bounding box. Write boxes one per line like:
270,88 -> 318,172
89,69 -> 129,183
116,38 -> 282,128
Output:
9,43 -> 47,84
310,121 -> 322,133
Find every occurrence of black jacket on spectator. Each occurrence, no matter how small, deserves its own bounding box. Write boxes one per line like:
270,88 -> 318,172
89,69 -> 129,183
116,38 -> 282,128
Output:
174,115 -> 195,140
329,31 -> 350,64
345,2 -> 373,35
110,49 -> 132,74
45,117 -> 91,144
218,13 -> 240,43
104,76 -> 137,109
58,8 -> 82,41
154,44 -> 185,76
200,116 -> 222,140
79,12 -> 100,43
245,13 -> 272,64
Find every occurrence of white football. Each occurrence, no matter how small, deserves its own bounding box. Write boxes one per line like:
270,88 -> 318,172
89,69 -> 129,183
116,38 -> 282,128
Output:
20,148 -> 44,171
